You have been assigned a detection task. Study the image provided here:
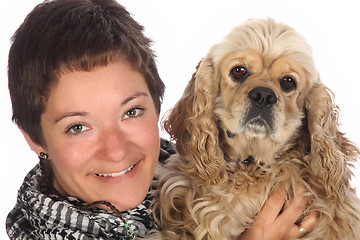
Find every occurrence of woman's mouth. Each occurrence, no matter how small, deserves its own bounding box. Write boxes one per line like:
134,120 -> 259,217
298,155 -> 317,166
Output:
96,164 -> 135,177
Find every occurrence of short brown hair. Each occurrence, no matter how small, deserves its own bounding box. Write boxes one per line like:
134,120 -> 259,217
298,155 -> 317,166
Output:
8,0 -> 165,146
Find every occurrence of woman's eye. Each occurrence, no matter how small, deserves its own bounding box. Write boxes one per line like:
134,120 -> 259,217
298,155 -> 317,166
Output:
124,107 -> 144,119
66,124 -> 89,135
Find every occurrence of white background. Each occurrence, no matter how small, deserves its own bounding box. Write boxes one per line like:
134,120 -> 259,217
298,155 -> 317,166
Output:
1,0 -> 359,238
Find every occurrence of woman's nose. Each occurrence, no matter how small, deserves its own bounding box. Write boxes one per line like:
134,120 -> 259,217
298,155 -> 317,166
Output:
97,127 -> 129,161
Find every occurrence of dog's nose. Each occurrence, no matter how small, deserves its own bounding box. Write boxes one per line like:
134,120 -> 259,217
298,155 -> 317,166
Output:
248,87 -> 277,108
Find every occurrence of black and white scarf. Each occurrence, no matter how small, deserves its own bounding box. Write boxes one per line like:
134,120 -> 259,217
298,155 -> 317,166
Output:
6,139 -> 175,240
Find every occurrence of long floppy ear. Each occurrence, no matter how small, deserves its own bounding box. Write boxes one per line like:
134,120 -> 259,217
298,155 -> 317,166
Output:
163,50 -> 226,184
304,82 -> 359,198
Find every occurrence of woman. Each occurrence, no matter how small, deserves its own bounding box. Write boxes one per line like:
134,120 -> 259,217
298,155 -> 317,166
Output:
6,0 -> 318,239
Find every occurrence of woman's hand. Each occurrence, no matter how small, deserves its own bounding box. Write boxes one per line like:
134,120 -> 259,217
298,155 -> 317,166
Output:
239,184 -> 319,240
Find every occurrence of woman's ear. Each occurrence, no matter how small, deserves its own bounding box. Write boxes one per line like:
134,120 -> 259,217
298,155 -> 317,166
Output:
20,128 -> 46,156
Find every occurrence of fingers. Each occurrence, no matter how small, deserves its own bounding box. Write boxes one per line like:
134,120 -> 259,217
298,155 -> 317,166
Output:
278,184 -> 319,239
301,210 -> 320,232
238,187 -> 288,240
257,184 -> 287,223
277,184 -> 307,224
241,183 -> 320,240
288,211 -> 320,239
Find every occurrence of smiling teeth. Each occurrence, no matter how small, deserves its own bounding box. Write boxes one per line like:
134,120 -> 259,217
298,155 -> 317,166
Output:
96,165 -> 134,177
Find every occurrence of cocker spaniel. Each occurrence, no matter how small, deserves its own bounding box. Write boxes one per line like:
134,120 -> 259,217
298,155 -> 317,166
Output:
152,18 -> 360,240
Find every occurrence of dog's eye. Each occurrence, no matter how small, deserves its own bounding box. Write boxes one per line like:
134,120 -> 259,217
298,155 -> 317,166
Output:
280,75 -> 297,92
230,66 -> 249,81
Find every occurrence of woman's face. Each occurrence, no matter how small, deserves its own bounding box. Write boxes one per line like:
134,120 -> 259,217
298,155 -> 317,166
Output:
40,57 -> 160,211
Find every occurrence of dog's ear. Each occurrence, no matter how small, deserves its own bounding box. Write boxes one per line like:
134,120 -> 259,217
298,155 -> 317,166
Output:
304,82 -> 359,197
163,51 -> 226,183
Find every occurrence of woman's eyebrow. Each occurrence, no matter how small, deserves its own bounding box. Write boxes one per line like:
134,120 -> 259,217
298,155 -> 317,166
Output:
55,112 -> 88,123
121,92 -> 149,106
54,92 -> 149,124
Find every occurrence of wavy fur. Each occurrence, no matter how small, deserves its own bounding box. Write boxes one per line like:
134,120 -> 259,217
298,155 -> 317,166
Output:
152,18 -> 360,240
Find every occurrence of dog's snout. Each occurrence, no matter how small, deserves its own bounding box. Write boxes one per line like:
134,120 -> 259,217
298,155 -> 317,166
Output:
248,87 -> 277,108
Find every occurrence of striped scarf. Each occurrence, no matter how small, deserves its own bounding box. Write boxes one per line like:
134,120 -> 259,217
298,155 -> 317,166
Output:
6,164 -> 156,239
6,139 -> 175,239
6,139 -> 175,240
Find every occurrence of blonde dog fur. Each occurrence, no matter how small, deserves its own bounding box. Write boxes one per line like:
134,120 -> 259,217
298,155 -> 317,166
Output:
152,18 -> 360,240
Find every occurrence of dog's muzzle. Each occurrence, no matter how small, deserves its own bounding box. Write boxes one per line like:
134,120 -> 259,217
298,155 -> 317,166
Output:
244,87 -> 277,132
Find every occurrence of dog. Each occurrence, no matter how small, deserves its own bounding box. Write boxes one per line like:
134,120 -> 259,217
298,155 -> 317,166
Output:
151,18 -> 360,239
